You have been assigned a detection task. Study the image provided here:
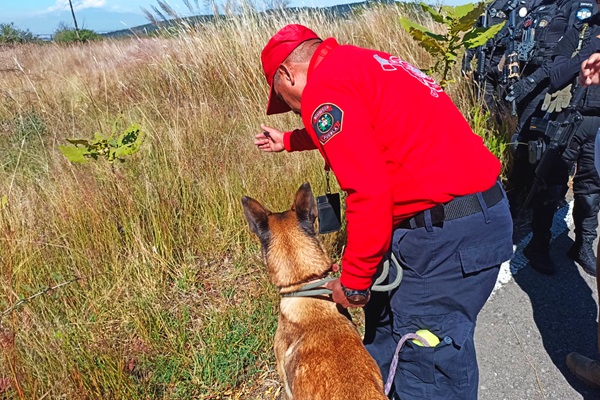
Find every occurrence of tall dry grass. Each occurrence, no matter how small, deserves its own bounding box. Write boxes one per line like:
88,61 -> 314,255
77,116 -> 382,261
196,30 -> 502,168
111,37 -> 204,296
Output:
0,5 -> 510,399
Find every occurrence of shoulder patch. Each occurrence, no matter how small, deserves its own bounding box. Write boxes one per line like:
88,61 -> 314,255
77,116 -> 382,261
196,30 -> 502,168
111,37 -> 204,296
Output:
311,103 -> 343,145
577,7 -> 592,20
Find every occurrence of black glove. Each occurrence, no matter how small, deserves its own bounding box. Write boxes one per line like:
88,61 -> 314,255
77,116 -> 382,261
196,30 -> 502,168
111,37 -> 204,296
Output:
505,76 -> 537,104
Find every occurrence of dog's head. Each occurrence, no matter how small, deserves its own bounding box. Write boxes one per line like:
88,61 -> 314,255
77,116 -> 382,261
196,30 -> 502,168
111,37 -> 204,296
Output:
241,182 -> 332,288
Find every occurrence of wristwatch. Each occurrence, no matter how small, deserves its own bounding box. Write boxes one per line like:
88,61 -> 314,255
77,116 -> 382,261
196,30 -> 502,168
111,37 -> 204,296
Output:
341,285 -> 371,304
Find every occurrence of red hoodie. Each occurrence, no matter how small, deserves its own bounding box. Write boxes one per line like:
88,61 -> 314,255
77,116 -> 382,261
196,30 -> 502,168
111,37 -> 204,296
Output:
283,38 -> 501,290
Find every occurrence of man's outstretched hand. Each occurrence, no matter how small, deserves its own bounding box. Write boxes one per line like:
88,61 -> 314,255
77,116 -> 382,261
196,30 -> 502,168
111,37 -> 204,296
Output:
255,124 -> 285,152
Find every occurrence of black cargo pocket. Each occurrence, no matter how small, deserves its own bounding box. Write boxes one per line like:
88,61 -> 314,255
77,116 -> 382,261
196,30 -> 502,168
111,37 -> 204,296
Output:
392,313 -> 473,390
457,238 -> 513,275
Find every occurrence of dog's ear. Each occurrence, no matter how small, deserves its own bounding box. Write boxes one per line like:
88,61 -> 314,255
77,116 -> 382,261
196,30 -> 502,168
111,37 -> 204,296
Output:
292,182 -> 318,227
241,196 -> 271,242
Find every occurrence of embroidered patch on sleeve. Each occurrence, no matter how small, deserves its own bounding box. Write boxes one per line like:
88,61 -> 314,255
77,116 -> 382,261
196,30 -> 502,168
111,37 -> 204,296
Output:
311,103 -> 343,145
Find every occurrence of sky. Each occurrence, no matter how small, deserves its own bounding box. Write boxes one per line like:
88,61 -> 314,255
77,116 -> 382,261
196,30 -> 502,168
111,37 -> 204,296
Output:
0,0 -> 468,36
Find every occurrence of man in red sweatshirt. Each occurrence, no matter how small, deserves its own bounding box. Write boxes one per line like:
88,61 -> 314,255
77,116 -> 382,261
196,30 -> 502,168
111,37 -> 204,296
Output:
255,24 -> 513,399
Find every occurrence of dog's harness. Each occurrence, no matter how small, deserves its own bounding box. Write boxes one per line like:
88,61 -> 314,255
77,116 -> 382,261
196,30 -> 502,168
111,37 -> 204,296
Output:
280,252 -> 404,298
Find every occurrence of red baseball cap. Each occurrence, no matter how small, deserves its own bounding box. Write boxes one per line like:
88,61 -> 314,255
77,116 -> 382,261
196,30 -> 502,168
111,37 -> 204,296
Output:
261,24 -> 320,115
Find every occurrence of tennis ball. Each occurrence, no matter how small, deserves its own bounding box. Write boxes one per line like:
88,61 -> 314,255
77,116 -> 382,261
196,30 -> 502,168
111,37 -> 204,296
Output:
412,329 -> 440,347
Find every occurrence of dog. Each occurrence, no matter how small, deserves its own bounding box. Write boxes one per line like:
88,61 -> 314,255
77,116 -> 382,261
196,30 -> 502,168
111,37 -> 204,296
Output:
242,182 -> 388,400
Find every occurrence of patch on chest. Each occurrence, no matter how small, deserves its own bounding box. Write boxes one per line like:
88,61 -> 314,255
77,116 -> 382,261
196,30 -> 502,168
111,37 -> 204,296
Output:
577,7 -> 593,20
311,103 -> 343,145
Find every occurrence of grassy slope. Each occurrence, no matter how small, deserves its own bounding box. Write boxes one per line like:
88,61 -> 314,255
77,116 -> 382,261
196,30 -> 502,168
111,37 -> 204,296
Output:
0,5 -> 508,399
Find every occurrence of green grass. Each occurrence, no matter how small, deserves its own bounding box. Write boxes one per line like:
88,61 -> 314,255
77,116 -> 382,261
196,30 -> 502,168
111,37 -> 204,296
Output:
0,4 -> 511,399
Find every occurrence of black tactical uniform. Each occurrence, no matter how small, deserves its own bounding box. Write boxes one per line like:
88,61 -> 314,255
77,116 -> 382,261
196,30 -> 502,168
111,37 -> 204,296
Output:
547,11 -> 600,276
462,0 -> 535,118
504,0 -> 597,274
462,0 -> 513,115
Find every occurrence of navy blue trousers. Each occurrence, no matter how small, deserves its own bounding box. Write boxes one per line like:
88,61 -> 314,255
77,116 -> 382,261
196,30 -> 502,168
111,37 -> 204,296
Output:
364,188 -> 513,399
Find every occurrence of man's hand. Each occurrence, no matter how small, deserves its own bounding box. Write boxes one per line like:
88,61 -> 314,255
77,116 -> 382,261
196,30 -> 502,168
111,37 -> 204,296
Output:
580,53 -> 600,87
255,124 -> 285,152
325,278 -> 369,308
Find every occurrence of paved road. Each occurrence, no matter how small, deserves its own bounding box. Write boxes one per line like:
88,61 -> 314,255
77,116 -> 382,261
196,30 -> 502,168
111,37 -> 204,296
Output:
477,201 -> 600,399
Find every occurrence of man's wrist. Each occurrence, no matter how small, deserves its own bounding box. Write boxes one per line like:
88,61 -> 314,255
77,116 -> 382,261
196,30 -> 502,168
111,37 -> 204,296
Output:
341,284 -> 371,304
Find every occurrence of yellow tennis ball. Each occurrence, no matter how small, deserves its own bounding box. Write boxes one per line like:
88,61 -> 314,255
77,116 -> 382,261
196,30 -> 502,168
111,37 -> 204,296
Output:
412,329 -> 440,347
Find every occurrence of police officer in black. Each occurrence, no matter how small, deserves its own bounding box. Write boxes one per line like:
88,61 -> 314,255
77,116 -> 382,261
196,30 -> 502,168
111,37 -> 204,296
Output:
504,0 -> 598,274
462,0 -> 536,119
462,0 -> 513,115
547,9 -> 600,276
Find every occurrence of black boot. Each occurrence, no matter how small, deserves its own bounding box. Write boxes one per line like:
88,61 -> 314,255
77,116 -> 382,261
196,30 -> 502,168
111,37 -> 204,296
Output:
568,194 -> 600,277
567,238 -> 597,276
524,233 -> 556,275
524,196 -> 561,275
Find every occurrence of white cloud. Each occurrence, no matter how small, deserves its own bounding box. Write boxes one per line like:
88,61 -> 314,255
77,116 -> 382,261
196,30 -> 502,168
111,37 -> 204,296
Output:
48,0 -> 107,13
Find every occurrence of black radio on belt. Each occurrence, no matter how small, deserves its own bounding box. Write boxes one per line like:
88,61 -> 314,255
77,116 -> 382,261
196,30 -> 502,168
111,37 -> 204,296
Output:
316,165 -> 342,234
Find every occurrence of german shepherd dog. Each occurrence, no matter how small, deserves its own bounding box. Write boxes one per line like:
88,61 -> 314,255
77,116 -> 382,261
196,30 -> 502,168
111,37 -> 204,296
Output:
242,182 -> 387,400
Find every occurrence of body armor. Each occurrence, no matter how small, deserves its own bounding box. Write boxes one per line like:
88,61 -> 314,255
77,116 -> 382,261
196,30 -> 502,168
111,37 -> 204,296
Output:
518,0 -> 595,65
518,3 -> 561,63
553,21 -> 600,114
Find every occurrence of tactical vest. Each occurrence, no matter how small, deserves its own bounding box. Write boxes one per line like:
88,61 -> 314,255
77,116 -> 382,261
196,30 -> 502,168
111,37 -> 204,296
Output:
518,0 -> 596,65
545,19 -> 600,114
518,2 -> 561,64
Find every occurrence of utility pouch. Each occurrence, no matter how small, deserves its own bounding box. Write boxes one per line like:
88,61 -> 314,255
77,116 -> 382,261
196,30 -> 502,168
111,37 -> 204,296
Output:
317,165 -> 342,234
317,193 -> 341,234
528,139 -> 546,164
530,117 -> 548,134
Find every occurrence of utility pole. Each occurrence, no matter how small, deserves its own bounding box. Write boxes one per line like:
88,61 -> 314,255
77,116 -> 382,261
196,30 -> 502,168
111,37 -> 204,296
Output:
68,0 -> 81,39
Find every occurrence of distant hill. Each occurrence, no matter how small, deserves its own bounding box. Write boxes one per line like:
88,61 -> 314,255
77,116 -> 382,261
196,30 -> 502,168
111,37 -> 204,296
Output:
101,1 -> 398,39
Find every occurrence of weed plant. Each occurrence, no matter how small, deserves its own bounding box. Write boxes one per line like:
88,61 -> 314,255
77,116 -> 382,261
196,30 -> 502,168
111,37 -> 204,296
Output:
0,4 -> 511,399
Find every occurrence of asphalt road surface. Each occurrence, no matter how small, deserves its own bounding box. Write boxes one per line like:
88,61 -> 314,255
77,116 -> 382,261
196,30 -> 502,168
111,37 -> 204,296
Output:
477,200 -> 600,400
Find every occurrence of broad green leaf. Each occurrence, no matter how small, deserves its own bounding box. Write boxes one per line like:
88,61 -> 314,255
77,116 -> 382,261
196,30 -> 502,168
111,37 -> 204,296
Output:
59,145 -> 88,163
400,17 -> 446,56
118,125 -> 144,147
451,2 -> 486,34
94,132 -> 108,141
66,138 -> 89,146
463,22 -> 506,48
399,17 -> 432,36
445,52 -> 457,62
420,3 -> 445,23
424,30 -> 447,42
444,2 -> 478,19
407,29 -> 446,55
1,195 -> 7,209
114,146 -> 131,159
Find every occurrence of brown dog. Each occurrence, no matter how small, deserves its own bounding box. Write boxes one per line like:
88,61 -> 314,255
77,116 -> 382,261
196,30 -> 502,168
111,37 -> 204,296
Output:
242,182 -> 387,400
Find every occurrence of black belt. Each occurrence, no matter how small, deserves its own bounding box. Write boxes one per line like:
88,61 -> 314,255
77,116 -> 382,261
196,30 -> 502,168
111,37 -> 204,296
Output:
399,182 -> 504,229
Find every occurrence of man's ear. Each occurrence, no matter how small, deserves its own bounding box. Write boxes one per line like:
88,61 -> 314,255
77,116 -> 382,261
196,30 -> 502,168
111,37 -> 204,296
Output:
277,64 -> 294,85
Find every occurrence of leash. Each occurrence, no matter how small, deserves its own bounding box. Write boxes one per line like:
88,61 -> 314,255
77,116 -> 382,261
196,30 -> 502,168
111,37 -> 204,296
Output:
281,276 -> 337,298
371,252 -> 403,292
383,332 -> 439,395
281,252 -> 404,298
